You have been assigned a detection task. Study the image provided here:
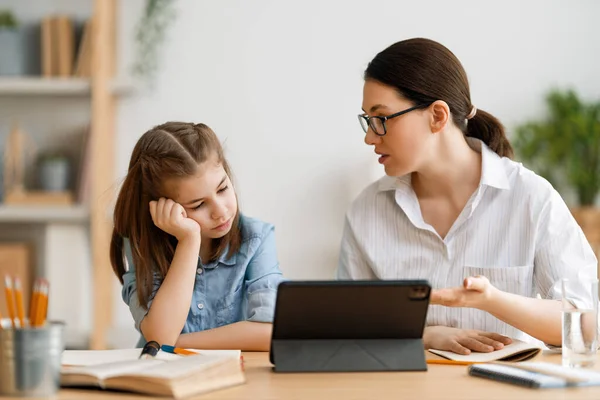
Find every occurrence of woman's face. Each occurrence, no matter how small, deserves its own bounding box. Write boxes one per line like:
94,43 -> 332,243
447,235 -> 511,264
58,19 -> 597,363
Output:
361,80 -> 433,177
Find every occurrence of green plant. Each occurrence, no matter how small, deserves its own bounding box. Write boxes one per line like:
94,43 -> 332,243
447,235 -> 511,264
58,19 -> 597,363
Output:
0,10 -> 18,28
513,89 -> 600,206
132,0 -> 177,83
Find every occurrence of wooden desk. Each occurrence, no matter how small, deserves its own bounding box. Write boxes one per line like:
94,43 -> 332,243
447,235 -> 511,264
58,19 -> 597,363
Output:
58,351 -> 600,400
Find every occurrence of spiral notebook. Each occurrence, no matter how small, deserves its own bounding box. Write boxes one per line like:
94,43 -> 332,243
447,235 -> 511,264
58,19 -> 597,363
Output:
468,362 -> 600,389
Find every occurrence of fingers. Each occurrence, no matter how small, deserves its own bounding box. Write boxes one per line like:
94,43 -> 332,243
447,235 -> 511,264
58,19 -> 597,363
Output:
479,332 -> 512,345
449,341 -> 471,355
430,289 -> 460,306
463,276 -> 488,292
150,198 -> 175,227
170,201 -> 184,221
458,337 -> 494,353
473,335 -> 505,350
149,200 -> 157,223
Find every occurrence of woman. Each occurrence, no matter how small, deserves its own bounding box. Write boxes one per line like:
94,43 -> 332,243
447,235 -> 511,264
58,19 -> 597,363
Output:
337,38 -> 597,355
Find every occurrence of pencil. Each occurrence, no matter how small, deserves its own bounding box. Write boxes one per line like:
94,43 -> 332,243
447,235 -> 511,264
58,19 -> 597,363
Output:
41,279 -> 49,324
426,359 -> 482,366
160,344 -> 198,356
14,277 -> 25,328
29,279 -> 40,325
0,305 -> 3,330
4,275 -> 16,329
34,280 -> 49,327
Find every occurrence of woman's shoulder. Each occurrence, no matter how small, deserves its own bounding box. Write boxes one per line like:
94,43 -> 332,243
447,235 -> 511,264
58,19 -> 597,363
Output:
238,214 -> 274,243
347,176 -> 398,217
502,158 -> 556,198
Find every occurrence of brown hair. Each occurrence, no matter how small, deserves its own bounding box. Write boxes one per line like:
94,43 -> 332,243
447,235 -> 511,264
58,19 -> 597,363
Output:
110,122 -> 242,308
365,38 -> 513,158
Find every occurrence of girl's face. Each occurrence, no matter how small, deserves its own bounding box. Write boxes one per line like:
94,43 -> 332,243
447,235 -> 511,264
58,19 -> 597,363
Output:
163,157 -> 238,242
361,80 -> 433,177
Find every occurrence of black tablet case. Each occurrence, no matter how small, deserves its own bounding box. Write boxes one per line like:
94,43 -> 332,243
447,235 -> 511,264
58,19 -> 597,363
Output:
270,280 -> 430,373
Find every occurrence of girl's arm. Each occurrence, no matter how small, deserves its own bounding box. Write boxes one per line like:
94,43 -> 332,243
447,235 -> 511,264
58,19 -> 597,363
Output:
176,321 -> 273,351
178,222 -> 283,351
141,199 -> 202,345
140,234 -> 200,345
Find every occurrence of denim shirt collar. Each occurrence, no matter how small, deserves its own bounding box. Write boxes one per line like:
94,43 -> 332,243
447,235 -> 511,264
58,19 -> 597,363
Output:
199,245 -> 237,269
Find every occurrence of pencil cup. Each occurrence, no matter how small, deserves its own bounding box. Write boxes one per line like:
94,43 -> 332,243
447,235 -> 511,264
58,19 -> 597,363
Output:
0,319 -> 65,397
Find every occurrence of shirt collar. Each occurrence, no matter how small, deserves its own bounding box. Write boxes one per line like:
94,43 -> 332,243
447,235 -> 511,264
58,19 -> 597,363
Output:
468,138 -> 510,190
200,245 -> 237,269
376,138 -> 511,193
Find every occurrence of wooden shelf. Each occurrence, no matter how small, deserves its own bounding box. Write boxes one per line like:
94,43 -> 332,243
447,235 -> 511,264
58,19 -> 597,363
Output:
0,205 -> 89,223
0,77 -> 136,96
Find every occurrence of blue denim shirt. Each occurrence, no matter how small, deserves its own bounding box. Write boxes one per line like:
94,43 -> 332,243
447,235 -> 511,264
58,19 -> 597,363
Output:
121,214 -> 284,347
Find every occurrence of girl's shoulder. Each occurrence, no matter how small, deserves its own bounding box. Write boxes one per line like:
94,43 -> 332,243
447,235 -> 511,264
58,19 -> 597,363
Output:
237,214 -> 275,243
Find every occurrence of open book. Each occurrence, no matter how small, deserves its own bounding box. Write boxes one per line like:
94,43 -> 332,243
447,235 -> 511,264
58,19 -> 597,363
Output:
61,349 -> 244,399
428,339 -> 542,364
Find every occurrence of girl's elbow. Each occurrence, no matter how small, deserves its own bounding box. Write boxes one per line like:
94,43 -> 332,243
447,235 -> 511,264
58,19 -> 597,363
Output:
141,318 -> 179,346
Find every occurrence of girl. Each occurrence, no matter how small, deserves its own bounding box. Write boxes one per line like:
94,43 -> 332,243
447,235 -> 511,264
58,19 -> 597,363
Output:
338,38 -> 597,355
110,122 -> 284,350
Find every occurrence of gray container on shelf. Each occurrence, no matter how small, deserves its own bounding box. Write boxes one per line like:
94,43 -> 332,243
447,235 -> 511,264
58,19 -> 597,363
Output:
0,27 -> 25,76
39,157 -> 71,192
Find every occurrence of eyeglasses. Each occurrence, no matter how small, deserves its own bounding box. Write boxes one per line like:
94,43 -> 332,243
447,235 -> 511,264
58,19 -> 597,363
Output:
358,103 -> 432,136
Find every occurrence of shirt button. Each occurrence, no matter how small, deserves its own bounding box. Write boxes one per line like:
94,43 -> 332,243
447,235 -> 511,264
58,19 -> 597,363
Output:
197,303 -> 204,310
197,268 -> 203,275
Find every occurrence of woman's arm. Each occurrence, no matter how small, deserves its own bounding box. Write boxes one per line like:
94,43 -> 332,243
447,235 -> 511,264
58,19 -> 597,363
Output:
484,289 -> 564,345
176,321 -> 272,351
431,188 -> 597,347
430,276 -> 568,346
337,216 -> 377,280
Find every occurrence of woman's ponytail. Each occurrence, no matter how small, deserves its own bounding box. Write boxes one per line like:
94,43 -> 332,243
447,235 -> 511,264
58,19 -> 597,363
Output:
466,108 -> 514,159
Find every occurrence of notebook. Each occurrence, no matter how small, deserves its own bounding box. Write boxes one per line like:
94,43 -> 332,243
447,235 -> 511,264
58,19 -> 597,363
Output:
61,349 -> 244,398
469,362 -> 600,388
428,338 -> 542,364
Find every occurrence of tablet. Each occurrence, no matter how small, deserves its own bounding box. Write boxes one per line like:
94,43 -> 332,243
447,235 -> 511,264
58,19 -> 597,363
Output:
270,280 -> 431,372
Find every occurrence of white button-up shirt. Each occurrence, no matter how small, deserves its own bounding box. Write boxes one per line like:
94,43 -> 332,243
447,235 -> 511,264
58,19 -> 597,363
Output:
337,139 -> 598,345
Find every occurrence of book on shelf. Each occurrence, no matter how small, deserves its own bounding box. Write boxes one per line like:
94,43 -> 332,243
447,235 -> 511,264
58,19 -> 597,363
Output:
41,15 -> 91,78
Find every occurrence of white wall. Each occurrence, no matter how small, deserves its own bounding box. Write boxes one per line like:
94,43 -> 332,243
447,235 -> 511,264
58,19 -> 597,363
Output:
110,0 -> 600,346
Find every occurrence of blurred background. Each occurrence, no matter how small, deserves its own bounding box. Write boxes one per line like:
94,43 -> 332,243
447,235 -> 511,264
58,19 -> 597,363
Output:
0,0 -> 598,349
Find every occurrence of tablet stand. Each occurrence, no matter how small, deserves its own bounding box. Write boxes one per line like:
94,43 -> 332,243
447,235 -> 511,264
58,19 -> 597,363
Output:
271,338 -> 426,372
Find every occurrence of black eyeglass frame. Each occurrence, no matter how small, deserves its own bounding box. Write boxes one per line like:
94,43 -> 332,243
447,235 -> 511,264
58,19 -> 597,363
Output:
358,103 -> 433,136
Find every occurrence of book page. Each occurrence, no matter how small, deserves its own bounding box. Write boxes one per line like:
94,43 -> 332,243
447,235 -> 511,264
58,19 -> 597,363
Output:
122,354 -> 239,380
62,348 -> 240,367
62,359 -> 166,381
62,349 -> 180,366
429,339 -> 541,363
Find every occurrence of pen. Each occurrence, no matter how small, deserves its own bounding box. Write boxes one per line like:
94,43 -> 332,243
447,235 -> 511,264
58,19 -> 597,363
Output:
161,344 -> 197,356
139,340 -> 161,359
4,275 -> 16,328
